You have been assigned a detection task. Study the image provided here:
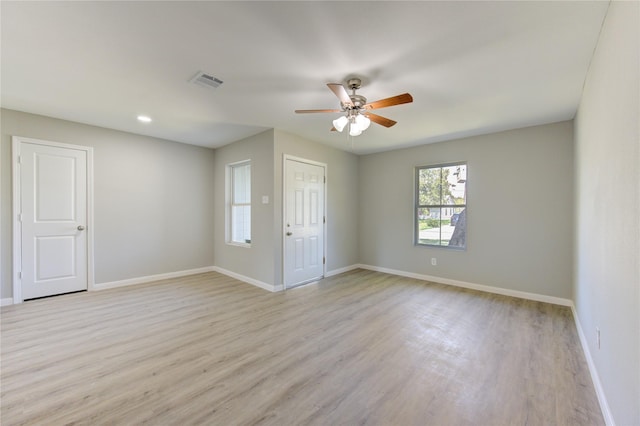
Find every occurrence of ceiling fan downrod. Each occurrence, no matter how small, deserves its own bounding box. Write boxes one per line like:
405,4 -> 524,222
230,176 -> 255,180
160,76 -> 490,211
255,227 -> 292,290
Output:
346,78 -> 366,110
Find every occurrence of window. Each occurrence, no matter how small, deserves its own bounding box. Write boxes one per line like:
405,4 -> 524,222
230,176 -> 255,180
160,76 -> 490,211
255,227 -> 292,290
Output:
416,163 -> 467,248
227,160 -> 251,245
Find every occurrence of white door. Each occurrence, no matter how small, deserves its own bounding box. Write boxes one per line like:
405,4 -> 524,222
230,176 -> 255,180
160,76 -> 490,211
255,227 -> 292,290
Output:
284,159 -> 325,288
17,141 -> 88,300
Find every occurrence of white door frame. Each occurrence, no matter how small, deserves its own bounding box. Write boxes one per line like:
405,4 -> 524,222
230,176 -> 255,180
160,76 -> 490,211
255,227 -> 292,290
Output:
12,136 -> 95,303
282,154 -> 327,289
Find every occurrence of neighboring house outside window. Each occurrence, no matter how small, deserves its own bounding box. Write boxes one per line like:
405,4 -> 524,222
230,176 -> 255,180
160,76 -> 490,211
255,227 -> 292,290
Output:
416,163 -> 467,248
227,160 -> 251,246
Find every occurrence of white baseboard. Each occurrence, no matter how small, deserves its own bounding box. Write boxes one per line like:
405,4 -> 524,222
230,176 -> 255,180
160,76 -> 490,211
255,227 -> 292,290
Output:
94,266 -> 216,291
571,305 -> 615,426
355,264 -> 573,306
351,265 -> 611,422
351,265 -> 613,420
1,263 -> 576,307
5,261 -> 609,423
213,267 -> 278,292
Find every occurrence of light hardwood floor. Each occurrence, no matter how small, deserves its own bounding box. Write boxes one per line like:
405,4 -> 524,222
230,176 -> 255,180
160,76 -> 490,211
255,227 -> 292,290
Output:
1,269 -> 603,425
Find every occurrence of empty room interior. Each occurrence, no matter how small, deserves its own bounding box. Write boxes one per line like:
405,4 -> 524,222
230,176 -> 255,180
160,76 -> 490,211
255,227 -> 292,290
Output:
1,1 -> 638,425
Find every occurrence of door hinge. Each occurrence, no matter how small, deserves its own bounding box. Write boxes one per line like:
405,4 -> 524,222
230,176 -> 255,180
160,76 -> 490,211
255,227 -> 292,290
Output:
323,216 -> 326,224
18,271 -> 22,279
324,176 -> 326,184
323,257 -> 326,265
18,213 -> 23,222
17,155 -> 22,164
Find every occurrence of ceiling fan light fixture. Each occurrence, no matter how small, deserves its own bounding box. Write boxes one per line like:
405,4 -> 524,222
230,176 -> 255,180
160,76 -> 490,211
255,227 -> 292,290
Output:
355,114 -> 371,131
333,115 -> 349,132
349,123 -> 363,137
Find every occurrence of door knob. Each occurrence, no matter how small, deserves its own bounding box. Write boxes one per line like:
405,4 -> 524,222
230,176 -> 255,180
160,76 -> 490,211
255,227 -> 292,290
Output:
77,225 -> 85,231
286,232 -> 292,236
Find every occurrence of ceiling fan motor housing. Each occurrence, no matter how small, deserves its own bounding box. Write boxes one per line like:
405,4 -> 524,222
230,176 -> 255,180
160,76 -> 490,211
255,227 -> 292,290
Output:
346,94 -> 367,110
345,78 -> 366,110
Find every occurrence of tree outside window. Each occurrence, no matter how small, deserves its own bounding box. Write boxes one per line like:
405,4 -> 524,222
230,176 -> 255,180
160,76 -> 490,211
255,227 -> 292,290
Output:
416,163 -> 467,248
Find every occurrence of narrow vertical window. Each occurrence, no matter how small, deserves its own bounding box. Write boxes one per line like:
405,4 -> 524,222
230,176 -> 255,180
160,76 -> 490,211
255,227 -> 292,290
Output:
227,160 -> 251,245
416,163 -> 467,248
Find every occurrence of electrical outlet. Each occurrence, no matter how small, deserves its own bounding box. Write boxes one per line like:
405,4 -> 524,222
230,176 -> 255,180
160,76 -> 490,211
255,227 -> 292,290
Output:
596,328 -> 601,349
431,258 -> 437,266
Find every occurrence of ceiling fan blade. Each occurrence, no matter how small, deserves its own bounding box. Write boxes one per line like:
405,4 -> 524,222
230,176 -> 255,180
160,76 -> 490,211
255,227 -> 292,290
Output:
363,93 -> 413,110
327,83 -> 354,108
367,112 -> 397,128
295,109 -> 342,114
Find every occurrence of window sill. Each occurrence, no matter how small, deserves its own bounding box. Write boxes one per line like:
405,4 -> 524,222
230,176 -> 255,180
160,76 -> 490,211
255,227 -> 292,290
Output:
415,243 -> 466,251
226,241 -> 252,248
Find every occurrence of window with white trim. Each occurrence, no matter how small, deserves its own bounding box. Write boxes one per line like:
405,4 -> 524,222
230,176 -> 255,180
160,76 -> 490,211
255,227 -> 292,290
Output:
227,160 -> 251,245
416,163 -> 467,248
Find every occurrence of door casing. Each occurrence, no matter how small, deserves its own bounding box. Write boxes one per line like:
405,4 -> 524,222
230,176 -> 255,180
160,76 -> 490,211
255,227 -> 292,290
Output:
12,136 -> 95,303
282,155 -> 327,289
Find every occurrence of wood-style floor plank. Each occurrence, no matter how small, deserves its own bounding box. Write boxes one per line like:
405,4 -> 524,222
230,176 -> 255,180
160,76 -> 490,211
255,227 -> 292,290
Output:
0,270 -> 604,425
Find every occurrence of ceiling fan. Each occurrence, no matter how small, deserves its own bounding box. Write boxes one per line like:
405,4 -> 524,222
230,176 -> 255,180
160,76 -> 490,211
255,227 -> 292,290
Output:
295,78 -> 413,136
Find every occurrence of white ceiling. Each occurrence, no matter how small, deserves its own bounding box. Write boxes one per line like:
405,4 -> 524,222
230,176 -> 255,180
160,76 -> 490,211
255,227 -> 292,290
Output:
1,1 -> 609,154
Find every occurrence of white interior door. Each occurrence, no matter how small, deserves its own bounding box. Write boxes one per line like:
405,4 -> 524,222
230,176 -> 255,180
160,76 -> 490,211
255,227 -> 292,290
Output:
284,159 -> 325,288
17,141 -> 88,300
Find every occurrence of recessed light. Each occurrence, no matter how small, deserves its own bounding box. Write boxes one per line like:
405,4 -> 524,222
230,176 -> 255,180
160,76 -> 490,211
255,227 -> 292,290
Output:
137,115 -> 152,123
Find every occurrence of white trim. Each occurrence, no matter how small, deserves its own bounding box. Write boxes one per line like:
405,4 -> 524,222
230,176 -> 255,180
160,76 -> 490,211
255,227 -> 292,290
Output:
282,155 -> 328,289
86,147 -> 95,292
225,159 -> 252,247
225,241 -> 252,249
12,136 -> 95,304
1,298 -> 14,307
356,264 -> 573,306
571,305 -> 615,426
0,139 -> 2,304
94,266 -> 216,291
12,139 -> 21,303
282,154 -> 327,168
213,266 -> 279,292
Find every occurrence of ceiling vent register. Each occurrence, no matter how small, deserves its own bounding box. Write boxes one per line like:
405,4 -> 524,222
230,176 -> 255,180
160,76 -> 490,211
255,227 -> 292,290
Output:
189,71 -> 223,89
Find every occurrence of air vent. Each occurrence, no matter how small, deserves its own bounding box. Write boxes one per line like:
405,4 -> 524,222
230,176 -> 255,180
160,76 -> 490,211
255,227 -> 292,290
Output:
189,71 -> 223,89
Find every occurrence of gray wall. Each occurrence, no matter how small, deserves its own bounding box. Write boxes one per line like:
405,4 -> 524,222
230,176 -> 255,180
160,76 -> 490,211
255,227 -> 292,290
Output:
574,1 -> 640,424
1,109 -> 215,298
213,130 -> 276,286
274,130 -> 359,286
212,129 -> 360,288
358,121 -> 575,299
1,113 -> 359,295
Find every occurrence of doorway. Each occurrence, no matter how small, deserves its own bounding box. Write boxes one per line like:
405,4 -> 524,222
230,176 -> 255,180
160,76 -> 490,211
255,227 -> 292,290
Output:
12,137 -> 94,303
283,156 -> 326,288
